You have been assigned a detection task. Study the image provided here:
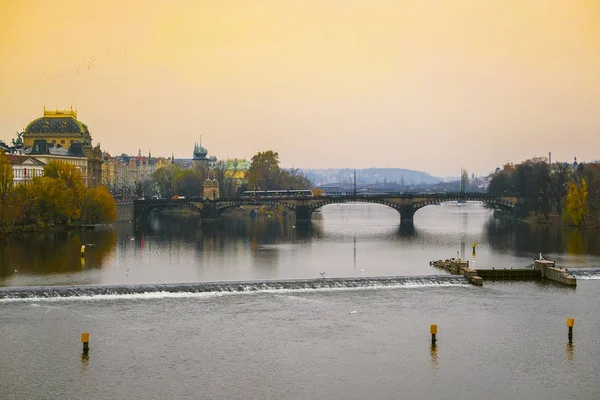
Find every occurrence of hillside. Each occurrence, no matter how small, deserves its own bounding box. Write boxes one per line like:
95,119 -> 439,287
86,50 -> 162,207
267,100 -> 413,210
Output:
300,168 -> 443,186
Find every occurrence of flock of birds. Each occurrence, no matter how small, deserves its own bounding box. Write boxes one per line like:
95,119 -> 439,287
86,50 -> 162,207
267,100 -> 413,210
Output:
36,49 -> 131,82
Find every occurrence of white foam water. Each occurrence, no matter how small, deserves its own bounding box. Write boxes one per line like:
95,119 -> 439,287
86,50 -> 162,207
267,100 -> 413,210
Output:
0,275 -> 470,302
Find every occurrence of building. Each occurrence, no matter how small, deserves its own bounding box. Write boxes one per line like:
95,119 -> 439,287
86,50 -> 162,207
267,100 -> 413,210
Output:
224,158 -> 250,190
203,177 -> 220,200
101,150 -> 176,198
21,107 -> 102,187
24,140 -> 90,186
7,155 -> 45,185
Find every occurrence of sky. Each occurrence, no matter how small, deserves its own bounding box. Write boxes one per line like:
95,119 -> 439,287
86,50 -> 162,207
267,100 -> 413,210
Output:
0,0 -> 599,177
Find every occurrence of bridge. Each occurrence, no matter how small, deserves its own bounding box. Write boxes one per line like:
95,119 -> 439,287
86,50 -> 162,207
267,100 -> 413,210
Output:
134,193 -> 519,224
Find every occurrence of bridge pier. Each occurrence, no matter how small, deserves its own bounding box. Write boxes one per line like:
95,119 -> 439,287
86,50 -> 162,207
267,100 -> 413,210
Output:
399,206 -> 416,223
200,203 -> 219,221
295,205 -> 313,222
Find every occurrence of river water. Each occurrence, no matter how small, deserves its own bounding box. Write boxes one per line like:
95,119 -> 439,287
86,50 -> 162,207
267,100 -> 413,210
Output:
1,203 -> 600,399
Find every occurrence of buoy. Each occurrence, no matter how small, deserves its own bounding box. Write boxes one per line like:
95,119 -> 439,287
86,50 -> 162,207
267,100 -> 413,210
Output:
81,332 -> 90,353
430,324 -> 438,344
567,318 -> 574,343
80,244 -> 85,257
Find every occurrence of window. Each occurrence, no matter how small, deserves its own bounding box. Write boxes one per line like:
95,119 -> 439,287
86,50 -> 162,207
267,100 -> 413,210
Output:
61,140 -> 65,144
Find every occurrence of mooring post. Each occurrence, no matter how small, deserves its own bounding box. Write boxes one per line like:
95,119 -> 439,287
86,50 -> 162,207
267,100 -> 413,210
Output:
430,324 -> 438,344
567,318 -> 574,344
81,332 -> 90,353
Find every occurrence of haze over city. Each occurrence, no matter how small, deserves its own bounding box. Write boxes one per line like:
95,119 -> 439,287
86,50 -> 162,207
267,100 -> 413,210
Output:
1,0 -> 599,177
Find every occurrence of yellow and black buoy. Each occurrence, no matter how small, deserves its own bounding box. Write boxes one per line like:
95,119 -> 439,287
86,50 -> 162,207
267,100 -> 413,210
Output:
567,318 -> 574,343
81,244 -> 86,257
430,324 -> 438,344
81,332 -> 90,353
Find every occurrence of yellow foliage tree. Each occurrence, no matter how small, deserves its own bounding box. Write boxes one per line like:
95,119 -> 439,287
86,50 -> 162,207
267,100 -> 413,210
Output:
43,161 -> 86,221
0,150 -> 14,229
565,178 -> 588,226
81,186 -> 117,224
30,177 -> 72,225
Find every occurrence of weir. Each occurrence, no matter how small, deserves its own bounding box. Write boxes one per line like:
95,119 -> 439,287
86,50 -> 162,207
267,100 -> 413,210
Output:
430,258 -> 578,286
0,275 -> 469,300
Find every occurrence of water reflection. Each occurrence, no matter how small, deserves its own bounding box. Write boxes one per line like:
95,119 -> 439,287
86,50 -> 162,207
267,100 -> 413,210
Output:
430,344 -> 439,368
566,343 -> 574,362
0,228 -> 117,280
2,204 -> 600,286
484,218 -> 600,257
81,353 -> 90,373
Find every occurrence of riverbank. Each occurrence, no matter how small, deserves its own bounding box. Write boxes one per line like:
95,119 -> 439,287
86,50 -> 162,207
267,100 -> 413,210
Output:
526,213 -> 600,229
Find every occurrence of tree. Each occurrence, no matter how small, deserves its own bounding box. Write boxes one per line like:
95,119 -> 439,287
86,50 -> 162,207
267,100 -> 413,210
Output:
0,150 -> 13,211
81,186 -> 117,224
0,150 -> 15,229
151,164 -> 181,198
247,150 -> 313,191
248,150 -> 280,190
30,177 -> 72,225
564,178 -> 588,226
43,161 -> 86,219
173,169 -> 203,198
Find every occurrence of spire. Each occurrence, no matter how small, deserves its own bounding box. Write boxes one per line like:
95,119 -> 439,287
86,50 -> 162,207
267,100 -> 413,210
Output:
138,149 -> 142,157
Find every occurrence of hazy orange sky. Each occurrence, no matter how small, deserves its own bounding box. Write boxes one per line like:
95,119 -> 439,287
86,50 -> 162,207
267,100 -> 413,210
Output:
1,0 -> 599,177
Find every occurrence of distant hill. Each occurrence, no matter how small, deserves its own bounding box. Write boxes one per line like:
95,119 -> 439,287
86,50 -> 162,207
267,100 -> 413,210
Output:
299,168 -> 443,186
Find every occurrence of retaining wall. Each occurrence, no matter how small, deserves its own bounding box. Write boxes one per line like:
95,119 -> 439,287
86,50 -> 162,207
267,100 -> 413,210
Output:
116,202 -> 134,222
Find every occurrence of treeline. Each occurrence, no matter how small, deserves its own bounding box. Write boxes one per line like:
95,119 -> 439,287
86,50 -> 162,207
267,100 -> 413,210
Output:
149,150 -> 313,198
488,158 -> 600,226
0,152 -> 116,233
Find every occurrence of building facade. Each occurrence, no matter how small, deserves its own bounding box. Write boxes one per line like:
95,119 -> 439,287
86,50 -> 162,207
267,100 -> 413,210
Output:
25,140 -> 90,186
7,155 -> 45,185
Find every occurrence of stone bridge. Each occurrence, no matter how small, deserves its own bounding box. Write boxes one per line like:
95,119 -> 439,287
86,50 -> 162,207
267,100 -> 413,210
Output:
134,193 -> 519,224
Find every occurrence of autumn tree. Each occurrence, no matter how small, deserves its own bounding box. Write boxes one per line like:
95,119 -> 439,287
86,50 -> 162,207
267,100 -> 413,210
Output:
30,177 -> 72,225
0,150 -> 14,229
247,151 -> 313,191
247,150 -> 281,190
81,186 -> 117,224
564,178 -> 588,226
43,161 -> 86,220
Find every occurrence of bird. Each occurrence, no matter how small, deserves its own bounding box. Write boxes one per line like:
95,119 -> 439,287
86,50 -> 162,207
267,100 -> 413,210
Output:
320,272 -> 326,278
85,243 -> 96,247
14,269 -> 18,273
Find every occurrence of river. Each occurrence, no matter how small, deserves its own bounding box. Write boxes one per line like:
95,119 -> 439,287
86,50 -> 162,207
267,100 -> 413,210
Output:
1,203 -> 599,399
